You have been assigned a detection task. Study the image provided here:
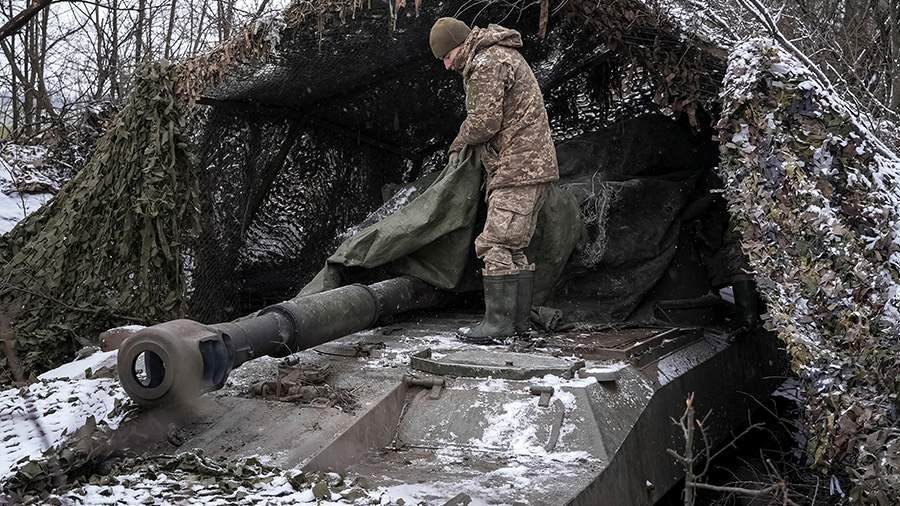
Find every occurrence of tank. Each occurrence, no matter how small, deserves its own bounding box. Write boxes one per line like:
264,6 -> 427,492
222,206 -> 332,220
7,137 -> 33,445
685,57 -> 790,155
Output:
109,110 -> 789,504
115,304 -> 785,505
0,0 -> 811,501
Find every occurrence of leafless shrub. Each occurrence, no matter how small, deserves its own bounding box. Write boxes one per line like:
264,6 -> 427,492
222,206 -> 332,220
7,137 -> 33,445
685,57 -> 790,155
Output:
668,393 -> 827,506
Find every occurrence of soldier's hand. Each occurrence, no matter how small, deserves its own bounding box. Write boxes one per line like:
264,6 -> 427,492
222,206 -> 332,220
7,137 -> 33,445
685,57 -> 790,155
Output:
448,151 -> 460,165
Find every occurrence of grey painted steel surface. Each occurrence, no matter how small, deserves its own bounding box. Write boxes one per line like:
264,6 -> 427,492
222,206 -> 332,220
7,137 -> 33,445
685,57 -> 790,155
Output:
305,324 -> 785,504
114,314 -> 786,504
410,348 -> 584,379
117,276 -> 442,407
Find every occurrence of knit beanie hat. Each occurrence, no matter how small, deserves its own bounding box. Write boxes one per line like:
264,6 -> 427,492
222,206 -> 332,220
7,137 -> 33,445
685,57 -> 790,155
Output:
429,17 -> 471,59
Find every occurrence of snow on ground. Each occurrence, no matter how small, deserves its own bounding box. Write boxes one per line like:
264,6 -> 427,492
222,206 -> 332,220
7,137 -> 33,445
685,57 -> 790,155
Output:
42,451 -> 505,506
37,349 -> 118,381
0,143 -> 58,234
0,191 -> 51,234
49,464 -> 503,506
53,473 -> 324,505
0,350 -> 130,482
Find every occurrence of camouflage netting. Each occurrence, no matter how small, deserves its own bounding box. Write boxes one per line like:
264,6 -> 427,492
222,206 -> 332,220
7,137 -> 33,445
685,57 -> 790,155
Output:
2,0 -> 898,497
718,38 -> 900,502
0,0 -> 653,378
183,0 -> 655,322
22,452 -> 383,504
0,15 -> 286,382
566,0 -> 728,126
0,63 -> 198,381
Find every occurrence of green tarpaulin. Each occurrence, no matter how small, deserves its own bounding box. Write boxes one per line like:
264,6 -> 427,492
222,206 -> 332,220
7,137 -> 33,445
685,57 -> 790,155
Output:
302,145 -> 582,300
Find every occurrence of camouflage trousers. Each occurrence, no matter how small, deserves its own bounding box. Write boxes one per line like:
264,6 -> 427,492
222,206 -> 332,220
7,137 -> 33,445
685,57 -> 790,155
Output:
475,184 -> 547,275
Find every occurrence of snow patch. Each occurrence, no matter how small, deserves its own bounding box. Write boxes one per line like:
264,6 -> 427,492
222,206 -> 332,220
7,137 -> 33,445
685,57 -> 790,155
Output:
363,332 -> 467,369
0,143 -> 58,234
38,349 -> 118,381
0,377 -> 130,482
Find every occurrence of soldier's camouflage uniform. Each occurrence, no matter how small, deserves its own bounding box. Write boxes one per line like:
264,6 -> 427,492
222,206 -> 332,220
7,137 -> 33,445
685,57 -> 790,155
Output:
449,25 -> 559,274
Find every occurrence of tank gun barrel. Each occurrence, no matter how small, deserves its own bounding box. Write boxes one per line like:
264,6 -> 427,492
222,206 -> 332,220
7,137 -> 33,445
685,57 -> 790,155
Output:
117,277 -> 442,407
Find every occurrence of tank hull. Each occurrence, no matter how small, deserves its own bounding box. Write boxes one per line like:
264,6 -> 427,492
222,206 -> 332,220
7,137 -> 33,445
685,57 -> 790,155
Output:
116,314 -> 786,504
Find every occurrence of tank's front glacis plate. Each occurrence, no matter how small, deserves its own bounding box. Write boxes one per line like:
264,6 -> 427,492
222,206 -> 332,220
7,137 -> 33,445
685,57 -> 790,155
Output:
120,315 -> 783,505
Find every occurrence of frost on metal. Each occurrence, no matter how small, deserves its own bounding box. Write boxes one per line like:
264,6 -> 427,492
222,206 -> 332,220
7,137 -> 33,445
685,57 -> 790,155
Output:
717,37 -> 900,498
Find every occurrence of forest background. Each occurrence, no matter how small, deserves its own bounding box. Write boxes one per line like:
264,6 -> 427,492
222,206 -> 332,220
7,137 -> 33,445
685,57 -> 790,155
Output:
0,0 -> 897,152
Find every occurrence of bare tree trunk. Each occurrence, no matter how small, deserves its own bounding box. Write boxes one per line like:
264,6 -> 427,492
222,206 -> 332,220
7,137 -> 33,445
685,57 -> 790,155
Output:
144,0 -> 155,58
188,0 -> 194,41
94,5 -> 104,96
888,0 -> 900,111
215,0 -> 222,41
216,0 -> 231,42
110,0 -> 120,100
135,0 -> 146,64
19,8 -> 56,131
94,6 -> 114,100
226,0 -> 234,39
251,0 -> 272,21
23,19 -> 33,136
0,29 -> 49,135
192,0 -> 209,53
10,47 -> 18,132
36,7 -> 56,123
6,0 -> 18,132
0,0 -> 53,41
164,0 -> 178,59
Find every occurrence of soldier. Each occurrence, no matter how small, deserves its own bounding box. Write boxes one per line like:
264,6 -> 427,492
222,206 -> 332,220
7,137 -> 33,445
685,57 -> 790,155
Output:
429,17 -> 559,341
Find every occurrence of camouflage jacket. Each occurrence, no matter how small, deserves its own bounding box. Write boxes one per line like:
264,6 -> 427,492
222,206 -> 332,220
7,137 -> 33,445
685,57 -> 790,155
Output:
449,25 -> 559,191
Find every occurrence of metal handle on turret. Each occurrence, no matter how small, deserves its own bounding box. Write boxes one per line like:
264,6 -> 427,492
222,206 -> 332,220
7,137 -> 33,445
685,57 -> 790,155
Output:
117,276 -> 442,407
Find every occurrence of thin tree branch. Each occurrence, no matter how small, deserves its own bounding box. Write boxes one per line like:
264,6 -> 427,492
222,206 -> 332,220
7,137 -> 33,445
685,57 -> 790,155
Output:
735,0 -> 900,161
688,480 -> 802,506
0,0 -> 54,40
1,0 -> 145,41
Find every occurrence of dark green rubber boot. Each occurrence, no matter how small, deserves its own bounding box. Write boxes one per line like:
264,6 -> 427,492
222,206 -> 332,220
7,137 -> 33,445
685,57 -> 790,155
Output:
515,270 -> 534,334
459,273 -> 518,344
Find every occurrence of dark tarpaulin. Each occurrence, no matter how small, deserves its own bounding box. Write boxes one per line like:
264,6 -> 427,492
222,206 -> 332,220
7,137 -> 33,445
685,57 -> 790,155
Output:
301,115 -> 718,325
549,115 -> 711,321
301,145 -> 583,298
191,0 -> 638,320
